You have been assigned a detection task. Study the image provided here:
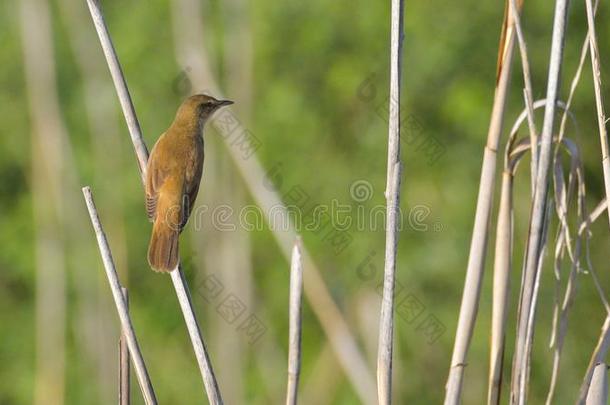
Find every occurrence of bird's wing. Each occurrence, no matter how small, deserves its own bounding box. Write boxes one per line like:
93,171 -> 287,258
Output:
180,143 -> 204,230
181,179 -> 200,230
145,137 -> 168,222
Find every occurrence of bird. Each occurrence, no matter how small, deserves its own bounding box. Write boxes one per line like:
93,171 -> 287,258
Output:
145,94 -> 233,272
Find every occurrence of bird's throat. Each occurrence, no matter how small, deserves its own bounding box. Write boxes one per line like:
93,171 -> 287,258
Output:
171,115 -> 205,139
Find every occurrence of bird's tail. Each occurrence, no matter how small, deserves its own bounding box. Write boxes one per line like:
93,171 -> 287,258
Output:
147,218 -> 179,273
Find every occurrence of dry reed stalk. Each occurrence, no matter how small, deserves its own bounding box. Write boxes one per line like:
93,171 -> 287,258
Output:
82,187 -> 157,405
377,159 -> 402,405
487,94 -> 585,404
584,0 -> 610,232
170,267 -> 223,403
487,136 -> 539,405
579,199 -> 607,235
580,7 -> 610,370
286,240 -> 304,405
84,1 -> 223,402
119,287 -> 130,405
485,25 -> 587,405
445,2 -> 522,402
485,133 -> 521,405
545,14 -> 602,370
546,0 -> 610,401
488,169 -> 514,405
377,0 -> 405,402
567,22 -> 610,398
586,363 -> 608,405
582,330 -> 610,405
510,0 -> 570,402
578,319 -> 610,403
507,0 -> 538,191
557,0 -> 599,145
169,0 -> 376,402
545,145 -> 586,405
512,104 -> 581,405
502,133 -> 587,405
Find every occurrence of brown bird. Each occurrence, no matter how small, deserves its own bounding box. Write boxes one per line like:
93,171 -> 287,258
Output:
145,94 -> 233,272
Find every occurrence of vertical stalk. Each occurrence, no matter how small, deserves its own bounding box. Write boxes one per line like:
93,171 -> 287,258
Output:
170,268 -> 223,404
445,2 -> 521,402
507,0 -> 537,193
377,0 -> 404,403
584,0 -> 610,231
511,0 -> 570,403
488,170 -> 514,405
575,0 -> 610,390
286,241 -> 304,405
578,317 -> 610,404
119,287 -> 130,405
586,363 -> 608,405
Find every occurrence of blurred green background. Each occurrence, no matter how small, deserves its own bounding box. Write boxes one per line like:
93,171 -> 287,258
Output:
2,0 -> 610,403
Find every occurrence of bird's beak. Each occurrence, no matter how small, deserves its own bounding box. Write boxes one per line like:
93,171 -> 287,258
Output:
215,99 -> 234,108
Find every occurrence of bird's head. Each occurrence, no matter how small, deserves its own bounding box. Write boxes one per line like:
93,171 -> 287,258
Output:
175,94 -> 234,127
